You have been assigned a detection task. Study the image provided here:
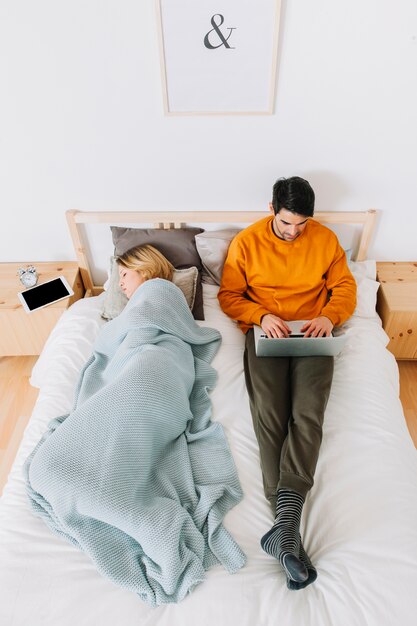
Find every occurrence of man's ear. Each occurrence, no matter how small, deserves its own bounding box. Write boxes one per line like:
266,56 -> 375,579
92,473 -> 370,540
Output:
268,202 -> 275,215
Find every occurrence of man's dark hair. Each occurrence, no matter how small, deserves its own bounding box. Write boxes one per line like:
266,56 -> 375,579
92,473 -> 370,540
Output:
271,176 -> 315,217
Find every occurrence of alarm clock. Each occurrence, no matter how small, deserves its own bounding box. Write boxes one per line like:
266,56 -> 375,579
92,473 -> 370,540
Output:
17,265 -> 38,288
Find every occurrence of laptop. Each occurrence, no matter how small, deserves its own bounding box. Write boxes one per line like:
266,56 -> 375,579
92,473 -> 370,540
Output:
254,320 -> 347,357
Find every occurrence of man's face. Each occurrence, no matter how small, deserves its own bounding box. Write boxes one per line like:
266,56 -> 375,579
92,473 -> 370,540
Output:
270,206 -> 309,242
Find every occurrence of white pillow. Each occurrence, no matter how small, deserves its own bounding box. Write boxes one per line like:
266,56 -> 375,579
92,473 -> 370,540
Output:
349,260 -> 379,318
195,229 -> 241,285
349,259 -> 376,281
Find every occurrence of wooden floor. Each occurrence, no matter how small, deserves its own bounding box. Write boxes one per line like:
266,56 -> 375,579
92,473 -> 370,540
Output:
0,356 -> 39,495
0,357 -> 416,496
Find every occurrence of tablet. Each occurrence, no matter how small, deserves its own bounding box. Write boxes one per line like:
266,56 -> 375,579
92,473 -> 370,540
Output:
17,276 -> 74,313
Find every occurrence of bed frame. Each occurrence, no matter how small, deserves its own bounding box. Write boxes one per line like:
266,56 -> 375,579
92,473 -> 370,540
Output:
66,209 -> 377,297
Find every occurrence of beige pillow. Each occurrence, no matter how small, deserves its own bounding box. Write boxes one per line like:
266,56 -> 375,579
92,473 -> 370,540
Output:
195,229 -> 240,285
102,257 -> 198,320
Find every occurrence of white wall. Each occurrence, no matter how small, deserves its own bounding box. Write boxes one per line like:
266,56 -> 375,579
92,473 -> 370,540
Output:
1,0 -> 416,262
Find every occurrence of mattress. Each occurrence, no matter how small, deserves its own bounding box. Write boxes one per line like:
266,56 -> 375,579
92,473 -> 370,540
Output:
1,273 -> 417,626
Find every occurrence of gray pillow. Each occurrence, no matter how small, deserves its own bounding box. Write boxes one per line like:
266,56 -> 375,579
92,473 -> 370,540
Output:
195,229 -> 241,285
102,257 -> 198,321
111,226 -> 204,319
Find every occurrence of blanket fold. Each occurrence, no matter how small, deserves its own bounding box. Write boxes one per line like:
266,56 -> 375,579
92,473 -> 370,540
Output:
25,278 -> 245,606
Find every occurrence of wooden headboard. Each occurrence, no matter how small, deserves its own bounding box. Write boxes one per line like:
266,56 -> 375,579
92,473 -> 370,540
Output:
66,209 -> 377,296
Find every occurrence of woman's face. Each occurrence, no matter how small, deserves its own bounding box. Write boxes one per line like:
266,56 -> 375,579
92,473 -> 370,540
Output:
118,266 -> 146,299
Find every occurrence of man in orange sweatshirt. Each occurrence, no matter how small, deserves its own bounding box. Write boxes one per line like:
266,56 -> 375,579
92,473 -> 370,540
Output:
218,176 -> 356,589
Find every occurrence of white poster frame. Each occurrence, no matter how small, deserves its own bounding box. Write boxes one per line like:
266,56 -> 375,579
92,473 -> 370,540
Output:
156,0 -> 281,115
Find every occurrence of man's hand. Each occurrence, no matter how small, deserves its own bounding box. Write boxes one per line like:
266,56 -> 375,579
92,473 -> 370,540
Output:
301,316 -> 334,338
260,314 -> 291,338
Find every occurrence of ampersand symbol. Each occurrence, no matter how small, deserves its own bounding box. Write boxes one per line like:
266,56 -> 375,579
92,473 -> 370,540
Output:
204,14 -> 236,49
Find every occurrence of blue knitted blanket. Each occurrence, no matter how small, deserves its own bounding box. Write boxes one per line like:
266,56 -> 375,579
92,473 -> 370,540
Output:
24,279 -> 245,606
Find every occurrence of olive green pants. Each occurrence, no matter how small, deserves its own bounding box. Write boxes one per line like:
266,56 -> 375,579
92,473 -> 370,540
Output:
244,329 -> 334,506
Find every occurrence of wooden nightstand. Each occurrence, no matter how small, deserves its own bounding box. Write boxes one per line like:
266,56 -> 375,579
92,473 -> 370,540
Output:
376,262 -> 417,360
0,262 -> 84,356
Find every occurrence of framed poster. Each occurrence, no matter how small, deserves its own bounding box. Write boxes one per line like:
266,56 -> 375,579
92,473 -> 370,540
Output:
156,0 -> 281,115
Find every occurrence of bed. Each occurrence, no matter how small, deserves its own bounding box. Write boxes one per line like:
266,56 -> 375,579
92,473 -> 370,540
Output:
1,208 -> 417,626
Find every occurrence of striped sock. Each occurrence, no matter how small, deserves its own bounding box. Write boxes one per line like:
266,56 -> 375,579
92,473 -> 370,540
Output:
260,489 -> 308,583
286,537 -> 318,590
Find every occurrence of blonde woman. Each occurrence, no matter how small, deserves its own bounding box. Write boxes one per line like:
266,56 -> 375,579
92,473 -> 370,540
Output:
25,241 -> 245,605
117,244 -> 174,299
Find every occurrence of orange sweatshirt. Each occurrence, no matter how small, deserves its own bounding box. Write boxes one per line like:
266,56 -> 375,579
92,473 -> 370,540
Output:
218,216 -> 357,333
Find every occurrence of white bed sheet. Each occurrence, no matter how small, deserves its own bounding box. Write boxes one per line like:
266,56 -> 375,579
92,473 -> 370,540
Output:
1,283 -> 417,626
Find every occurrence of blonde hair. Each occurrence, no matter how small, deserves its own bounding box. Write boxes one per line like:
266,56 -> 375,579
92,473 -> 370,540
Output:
116,244 -> 174,281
